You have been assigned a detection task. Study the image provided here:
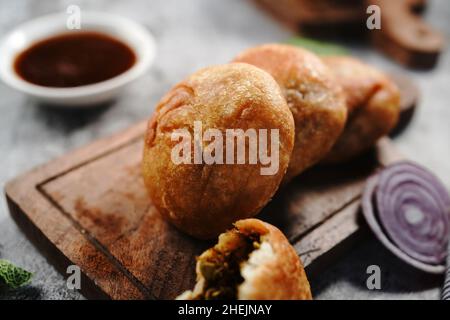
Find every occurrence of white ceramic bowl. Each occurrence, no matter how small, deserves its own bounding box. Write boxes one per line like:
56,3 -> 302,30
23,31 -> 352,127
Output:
0,12 -> 156,107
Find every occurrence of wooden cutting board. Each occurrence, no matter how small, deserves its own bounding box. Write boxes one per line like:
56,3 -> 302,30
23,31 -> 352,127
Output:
4,120 -> 403,300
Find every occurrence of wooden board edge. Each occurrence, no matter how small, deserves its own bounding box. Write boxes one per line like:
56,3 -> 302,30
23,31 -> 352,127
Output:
5,192 -> 110,300
4,185 -> 148,300
296,200 -> 367,278
4,120 -> 148,195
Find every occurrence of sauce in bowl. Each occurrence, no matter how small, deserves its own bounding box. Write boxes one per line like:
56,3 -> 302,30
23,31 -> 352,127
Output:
14,32 -> 136,88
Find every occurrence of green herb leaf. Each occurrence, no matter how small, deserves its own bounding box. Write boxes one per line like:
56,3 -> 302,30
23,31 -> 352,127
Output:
286,37 -> 349,56
0,259 -> 33,289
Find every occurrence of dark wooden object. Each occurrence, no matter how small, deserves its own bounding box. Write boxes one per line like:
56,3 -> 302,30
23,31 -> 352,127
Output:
371,0 -> 444,69
255,0 -> 444,69
5,120 -> 403,299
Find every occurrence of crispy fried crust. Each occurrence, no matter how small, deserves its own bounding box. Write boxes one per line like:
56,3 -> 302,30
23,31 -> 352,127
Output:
178,218 -> 312,300
322,56 -> 401,164
235,219 -> 312,300
233,44 -> 347,181
142,64 -> 295,239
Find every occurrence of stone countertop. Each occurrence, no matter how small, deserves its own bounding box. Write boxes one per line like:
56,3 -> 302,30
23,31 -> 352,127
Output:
0,0 -> 449,300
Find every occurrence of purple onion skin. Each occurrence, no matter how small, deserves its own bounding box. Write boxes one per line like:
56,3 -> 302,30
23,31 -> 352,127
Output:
362,161 -> 450,274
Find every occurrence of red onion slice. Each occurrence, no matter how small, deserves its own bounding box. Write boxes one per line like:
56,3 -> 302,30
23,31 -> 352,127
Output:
362,161 -> 450,274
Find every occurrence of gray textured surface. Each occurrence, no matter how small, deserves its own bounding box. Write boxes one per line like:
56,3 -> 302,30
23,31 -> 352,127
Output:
0,0 -> 449,300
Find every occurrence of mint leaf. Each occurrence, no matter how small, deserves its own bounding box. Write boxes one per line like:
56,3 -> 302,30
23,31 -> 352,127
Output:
286,37 -> 349,56
0,259 -> 33,289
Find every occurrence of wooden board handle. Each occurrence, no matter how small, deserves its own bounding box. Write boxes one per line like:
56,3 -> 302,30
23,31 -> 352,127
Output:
370,0 -> 444,69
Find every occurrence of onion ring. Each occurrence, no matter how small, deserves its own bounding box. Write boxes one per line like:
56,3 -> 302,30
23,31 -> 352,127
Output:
362,161 -> 450,273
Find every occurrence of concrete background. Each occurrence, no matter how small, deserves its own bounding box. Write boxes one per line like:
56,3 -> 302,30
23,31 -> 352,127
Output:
0,0 -> 448,300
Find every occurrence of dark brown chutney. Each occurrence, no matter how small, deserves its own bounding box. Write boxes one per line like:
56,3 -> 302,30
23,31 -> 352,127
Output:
14,31 -> 136,88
